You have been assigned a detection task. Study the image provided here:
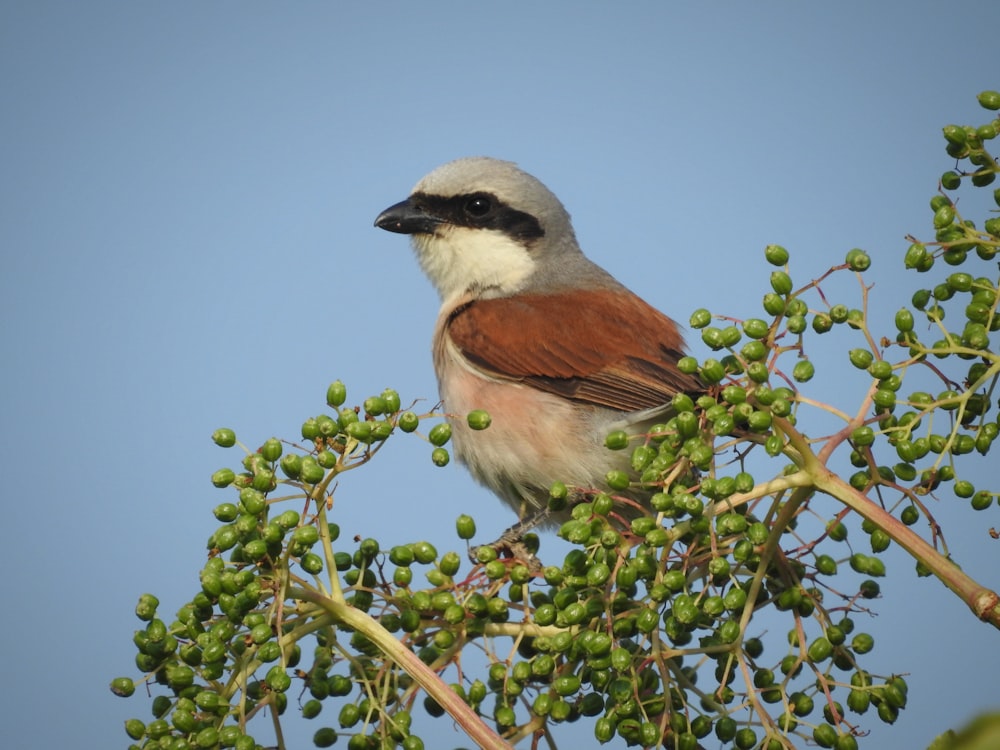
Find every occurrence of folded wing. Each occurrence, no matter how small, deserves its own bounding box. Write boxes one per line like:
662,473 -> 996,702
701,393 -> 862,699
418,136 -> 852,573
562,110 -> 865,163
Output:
445,289 -> 700,413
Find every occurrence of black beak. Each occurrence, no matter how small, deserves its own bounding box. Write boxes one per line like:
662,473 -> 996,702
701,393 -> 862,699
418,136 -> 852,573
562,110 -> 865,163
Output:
374,198 -> 442,235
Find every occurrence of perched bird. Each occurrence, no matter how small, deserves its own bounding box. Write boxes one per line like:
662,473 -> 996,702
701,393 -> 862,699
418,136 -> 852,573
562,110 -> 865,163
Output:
375,157 -> 698,527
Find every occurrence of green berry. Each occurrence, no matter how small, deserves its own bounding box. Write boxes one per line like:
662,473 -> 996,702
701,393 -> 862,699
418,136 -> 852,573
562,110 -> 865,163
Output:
211,468 -> 235,488
467,409 -> 491,430
868,360 -> 893,380
764,244 -> 789,265
299,457 -> 325,484
894,308 -> 914,332
212,428 -> 237,448
743,318 -> 770,339
808,636 -> 833,661
259,437 -> 282,462
677,355 -> 699,374
971,491 -> 994,510
604,430 -> 630,450
851,426 -> 875,447
792,360 -> 815,382
553,674 -> 581,697
430,447 -> 450,466
428,422 -> 452,446
933,204 -> 955,229
213,502 -> 239,522
337,408 -> 359,430
689,308 -> 712,329
734,728 -> 758,750
850,352 -> 874,374
606,470 -> 630,490
947,272 -> 974,292
110,677 -> 136,697
381,388 -> 401,413
455,514 -> 476,540
977,90 -> 1000,110
412,541 -> 437,564
701,326 -> 725,349
700,358 -> 725,383
770,271 -> 793,295
326,380 -> 347,407
762,293 -> 786,316
279,454 -> 302,479
300,418 -> 320,440
786,314 -> 806,333
439,550 -> 461,577
398,410 -> 419,432
314,414 -> 337,437
363,395 -> 387,416
845,248 -> 871,271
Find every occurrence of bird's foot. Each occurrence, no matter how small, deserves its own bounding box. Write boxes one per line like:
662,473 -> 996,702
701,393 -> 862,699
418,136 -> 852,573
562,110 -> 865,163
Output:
469,508 -> 550,572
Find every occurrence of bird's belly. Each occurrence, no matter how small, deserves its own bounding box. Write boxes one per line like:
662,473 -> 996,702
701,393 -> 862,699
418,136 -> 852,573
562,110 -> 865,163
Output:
438,364 -> 635,517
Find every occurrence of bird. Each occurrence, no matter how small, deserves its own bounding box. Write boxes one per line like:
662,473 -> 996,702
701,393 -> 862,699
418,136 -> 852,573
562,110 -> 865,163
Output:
374,157 -> 699,529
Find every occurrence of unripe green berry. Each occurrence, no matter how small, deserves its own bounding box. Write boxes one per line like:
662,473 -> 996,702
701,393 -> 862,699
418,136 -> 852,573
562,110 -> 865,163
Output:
677,355 -> 699,374
212,428 -> 237,448
279,453 -> 302,479
971,491 -> 993,510
213,502 -> 239,522
299,456 -> 325,484
363,395 -> 387,416
439,550 -> 461,577
428,422 -> 452,446
764,244 -> 789,265
604,430 -> 629,450
689,308 -> 712,329
933,204 -> 955,229
110,677 -> 136,697
894,308 -> 914,333
762,293 -> 786,316
941,171 -> 961,190
211,468 -> 235,488
606,470 -> 630,490
412,541 -> 437,564
743,318 -> 770,339
977,90 -> 1000,110
337,408 -> 359,430
381,388 -> 401,413
467,409 -> 491,430
699,358 -> 725,383
326,380 -> 347,407
846,248 -> 871,271
455,514 -> 476,540
770,271 -> 793,295
851,426 -> 875,447
300,418 -> 320,440
398,411 -> 419,432
792,360 -> 815,382
734,728 -> 758,750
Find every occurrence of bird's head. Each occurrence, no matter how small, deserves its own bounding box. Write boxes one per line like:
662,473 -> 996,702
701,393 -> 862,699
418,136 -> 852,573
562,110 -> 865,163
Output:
375,157 -> 597,304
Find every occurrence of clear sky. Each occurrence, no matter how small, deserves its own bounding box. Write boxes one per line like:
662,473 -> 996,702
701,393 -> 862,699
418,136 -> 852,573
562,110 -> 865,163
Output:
2,2 -> 998,748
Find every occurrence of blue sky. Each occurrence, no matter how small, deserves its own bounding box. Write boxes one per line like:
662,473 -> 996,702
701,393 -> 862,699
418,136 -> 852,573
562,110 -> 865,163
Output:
2,2 -> 998,748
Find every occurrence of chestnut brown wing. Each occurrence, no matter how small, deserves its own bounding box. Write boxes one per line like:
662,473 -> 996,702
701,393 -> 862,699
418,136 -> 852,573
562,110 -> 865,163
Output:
445,289 -> 699,412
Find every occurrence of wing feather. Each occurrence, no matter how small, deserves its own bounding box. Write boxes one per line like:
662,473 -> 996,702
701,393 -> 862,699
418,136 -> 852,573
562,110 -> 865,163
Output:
444,290 -> 699,412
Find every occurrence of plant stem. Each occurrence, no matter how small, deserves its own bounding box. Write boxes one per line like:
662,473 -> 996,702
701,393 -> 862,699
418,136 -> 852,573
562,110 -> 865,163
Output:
775,417 -> 1000,629
288,586 -> 514,750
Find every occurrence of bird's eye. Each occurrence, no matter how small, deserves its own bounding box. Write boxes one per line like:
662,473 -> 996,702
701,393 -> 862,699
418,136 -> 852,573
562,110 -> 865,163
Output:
464,196 -> 492,217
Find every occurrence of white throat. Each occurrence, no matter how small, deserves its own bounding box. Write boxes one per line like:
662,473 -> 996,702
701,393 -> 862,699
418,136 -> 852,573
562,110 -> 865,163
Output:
412,226 -> 537,305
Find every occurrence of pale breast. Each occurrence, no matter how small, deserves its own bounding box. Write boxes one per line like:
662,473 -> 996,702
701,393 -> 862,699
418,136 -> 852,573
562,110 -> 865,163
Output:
434,328 -> 638,518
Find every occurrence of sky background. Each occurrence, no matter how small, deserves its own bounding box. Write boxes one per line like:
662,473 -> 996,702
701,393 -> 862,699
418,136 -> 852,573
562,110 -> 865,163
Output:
2,2 -> 998,748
